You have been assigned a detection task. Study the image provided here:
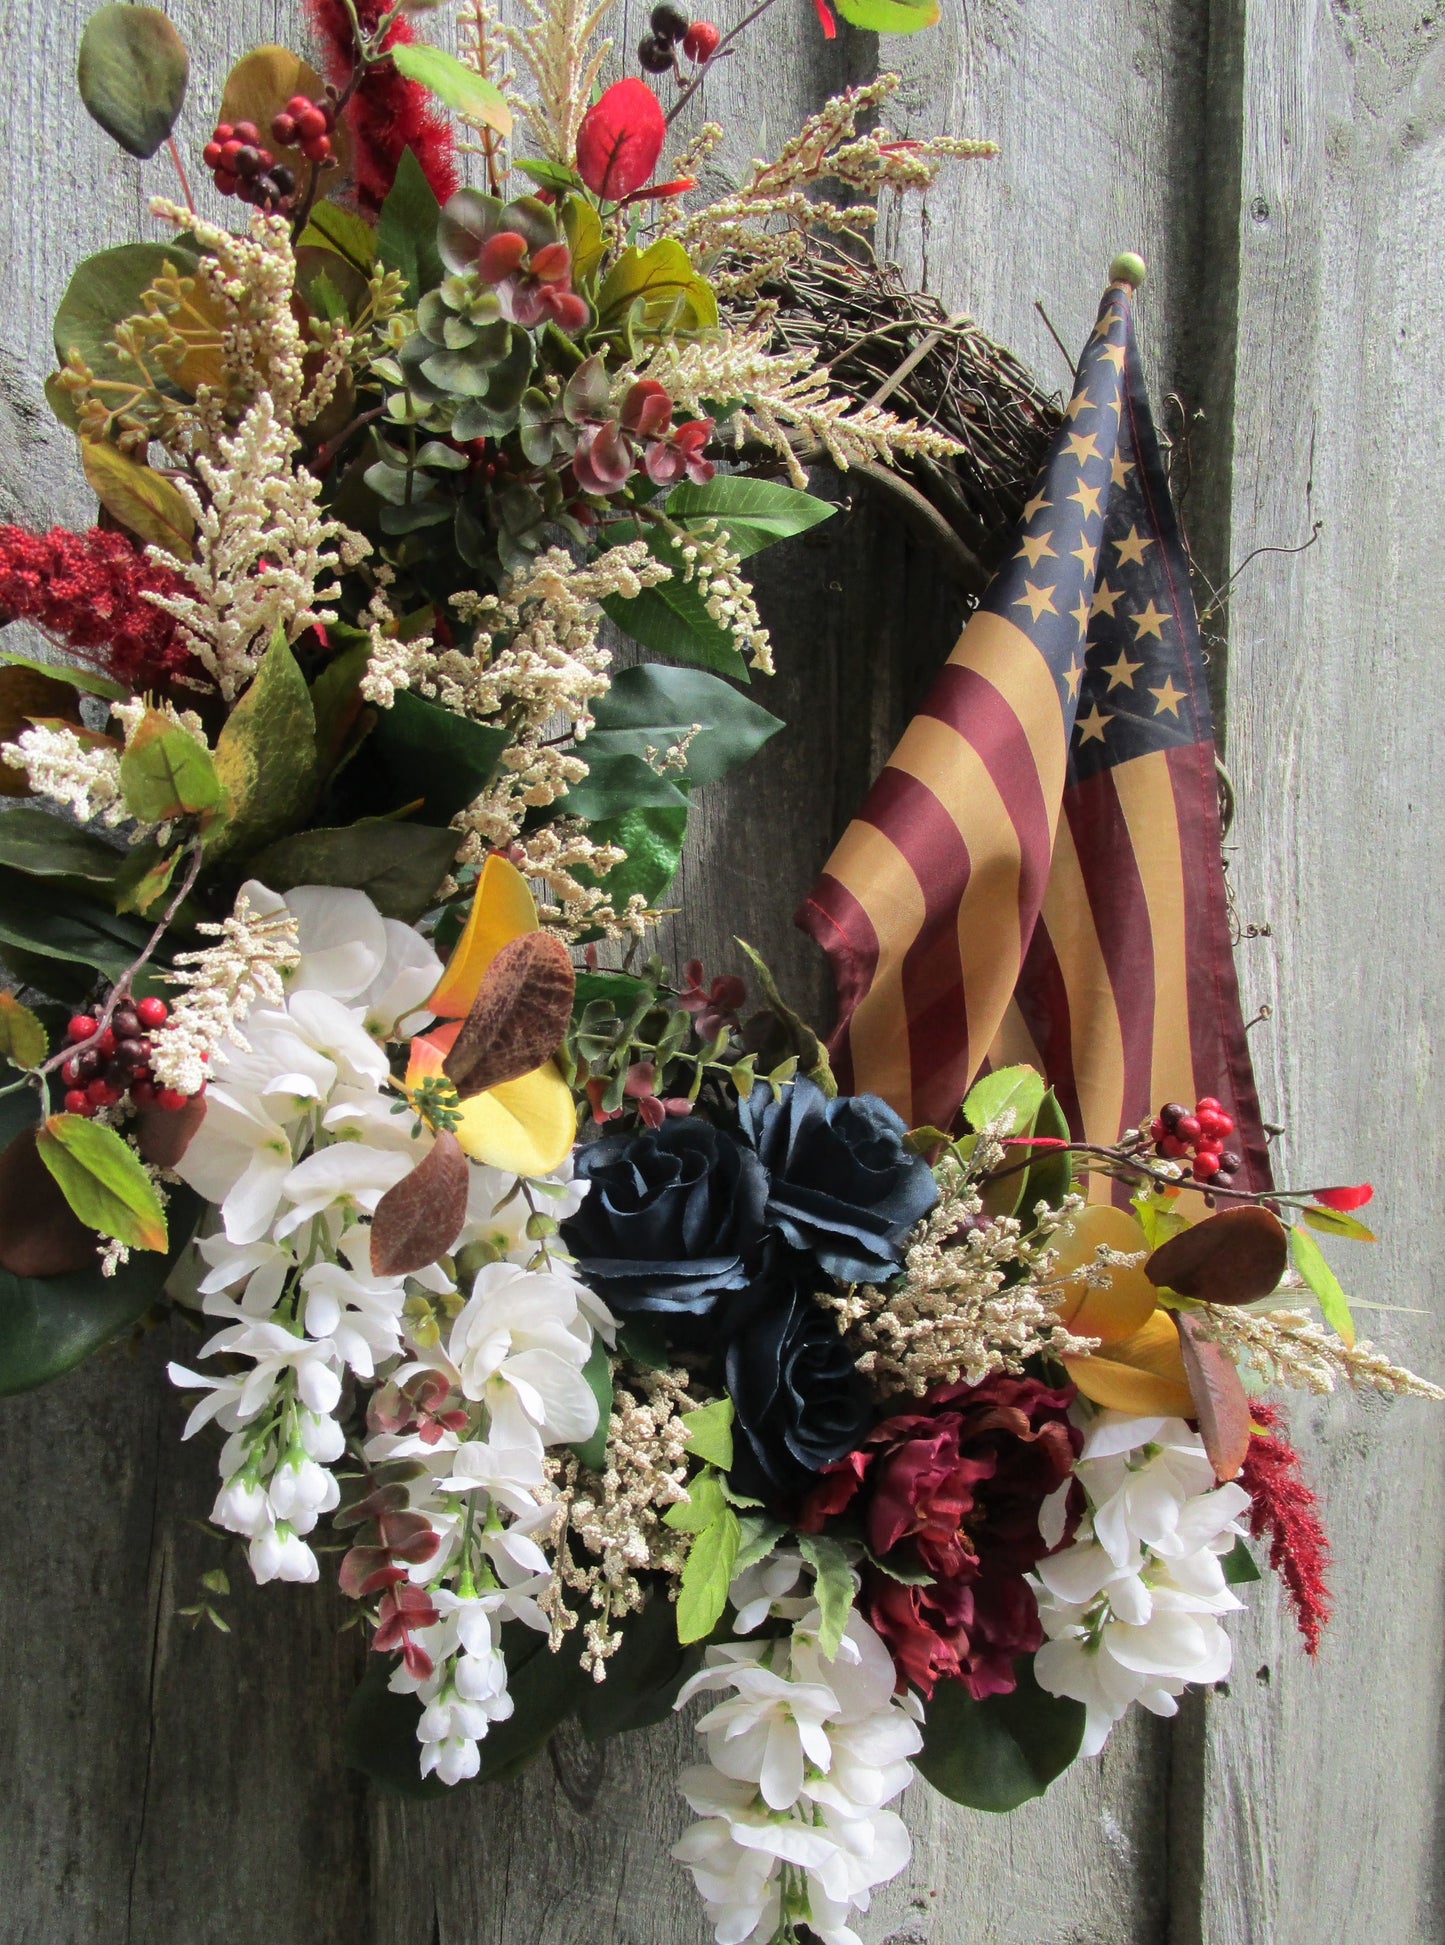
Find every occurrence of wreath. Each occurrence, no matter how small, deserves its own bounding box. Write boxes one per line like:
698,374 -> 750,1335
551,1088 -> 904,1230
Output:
0,6 -> 1436,1944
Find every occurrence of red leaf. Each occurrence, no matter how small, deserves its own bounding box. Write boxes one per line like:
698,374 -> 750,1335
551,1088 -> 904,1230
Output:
1174,1312 -> 1252,1482
443,931 -> 575,1097
369,1130 -> 469,1277
1313,1184 -> 1373,1212
575,78 -> 666,200
812,0 -> 838,36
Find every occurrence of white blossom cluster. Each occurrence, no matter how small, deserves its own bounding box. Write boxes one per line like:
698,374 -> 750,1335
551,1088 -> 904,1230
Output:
674,1554 -> 921,1945
1030,1412 -> 1250,1755
165,882 -> 611,1785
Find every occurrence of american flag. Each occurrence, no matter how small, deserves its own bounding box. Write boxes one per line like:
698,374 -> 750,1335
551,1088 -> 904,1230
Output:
797,277 -> 1271,1192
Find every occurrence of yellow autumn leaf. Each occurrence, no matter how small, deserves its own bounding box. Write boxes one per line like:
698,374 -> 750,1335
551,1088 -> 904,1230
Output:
407,1021 -> 575,1175
428,855 -> 539,1018
1063,1308 -> 1194,1418
1049,1202 -> 1157,1344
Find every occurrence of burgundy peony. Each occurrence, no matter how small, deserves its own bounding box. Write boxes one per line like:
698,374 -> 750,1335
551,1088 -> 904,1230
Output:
799,1374 -> 1080,1700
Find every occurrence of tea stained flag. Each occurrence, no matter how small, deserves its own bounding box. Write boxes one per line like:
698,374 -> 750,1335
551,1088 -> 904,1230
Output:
797,277 -> 1271,1190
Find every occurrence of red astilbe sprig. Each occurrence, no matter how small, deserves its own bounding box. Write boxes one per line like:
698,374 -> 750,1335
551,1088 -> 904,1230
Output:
305,0 -> 458,214
0,524 -> 198,691
1239,1401 -> 1333,1656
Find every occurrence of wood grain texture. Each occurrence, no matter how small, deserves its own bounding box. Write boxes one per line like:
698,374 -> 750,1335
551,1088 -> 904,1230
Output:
1,0 -> 1440,1939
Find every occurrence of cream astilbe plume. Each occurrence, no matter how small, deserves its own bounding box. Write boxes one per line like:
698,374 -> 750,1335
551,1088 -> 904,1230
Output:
495,0 -> 615,167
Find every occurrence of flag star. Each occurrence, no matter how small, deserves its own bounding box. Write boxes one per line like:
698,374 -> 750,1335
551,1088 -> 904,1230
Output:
1068,480 -> 1103,521
1151,675 -> 1186,717
1063,657 -> 1083,699
1075,703 -> 1111,743
1103,647 -> 1144,690
1099,341 -> 1126,371
1017,530 -> 1057,567
1023,490 -> 1051,521
1071,595 -> 1091,641
1091,578 -> 1124,619
1013,580 -> 1058,622
1090,313 -> 1116,343
1071,538 -> 1098,574
1065,389 -> 1094,421
1113,525 -> 1154,567
1111,452 -> 1135,489
1065,431 -> 1102,465
1131,598 -> 1169,640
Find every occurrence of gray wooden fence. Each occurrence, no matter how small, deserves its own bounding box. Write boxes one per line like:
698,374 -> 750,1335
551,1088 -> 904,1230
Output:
2,0 -> 1442,1939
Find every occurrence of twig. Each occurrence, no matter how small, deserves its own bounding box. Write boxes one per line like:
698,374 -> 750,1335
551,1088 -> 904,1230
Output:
166,137 -> 197,215
664,0 -> 784,128
1033,299 -> 1074,375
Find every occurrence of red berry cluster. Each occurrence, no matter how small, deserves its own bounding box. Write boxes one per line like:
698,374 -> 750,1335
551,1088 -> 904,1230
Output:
59,998 -> 194,1119
639,5 -> 720,71
202,120 -> 296,210
1150,1096 -> 1243,1185
270,93 -> 337,162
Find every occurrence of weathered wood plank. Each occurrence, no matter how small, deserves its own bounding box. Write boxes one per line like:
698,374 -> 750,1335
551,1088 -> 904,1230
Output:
1192,3 -> 1445,1941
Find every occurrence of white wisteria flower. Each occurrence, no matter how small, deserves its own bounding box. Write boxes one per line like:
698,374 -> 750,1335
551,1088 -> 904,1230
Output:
444,1262 -> 603,1450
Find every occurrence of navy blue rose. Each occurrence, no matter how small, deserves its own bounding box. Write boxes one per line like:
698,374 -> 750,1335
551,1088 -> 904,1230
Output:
562,1119 -> 768,1331
736,1077 -> 937,1283
725,1280 -> 874,1499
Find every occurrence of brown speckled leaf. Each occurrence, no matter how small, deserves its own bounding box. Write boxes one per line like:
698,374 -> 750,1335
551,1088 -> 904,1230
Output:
370,1131 -> 469,1278
1144,1205 -> 1288,1306
1174,1311 -> 1252,1482
133,1094 -> 207,1171
443,931 -> 575,1098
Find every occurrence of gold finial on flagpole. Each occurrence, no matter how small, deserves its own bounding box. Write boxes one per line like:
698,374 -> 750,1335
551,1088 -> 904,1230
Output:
1109,251 -> 1147,290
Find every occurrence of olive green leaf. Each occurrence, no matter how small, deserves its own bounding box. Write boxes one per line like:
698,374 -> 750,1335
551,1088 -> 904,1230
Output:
36,1113 -> 168,1252
77,3 -> 189,160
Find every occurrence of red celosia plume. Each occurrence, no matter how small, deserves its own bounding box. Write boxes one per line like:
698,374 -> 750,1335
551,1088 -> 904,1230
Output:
305,0 -> 458,214
1239,1402 -> 1332,1656
0,525 -> 195,690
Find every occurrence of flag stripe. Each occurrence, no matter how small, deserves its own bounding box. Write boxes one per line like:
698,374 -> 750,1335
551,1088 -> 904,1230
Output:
820,816 -> 928,1109
1111,748 -> 1198,1119
1012,917 -> 1083,1135
799,871 -> 876,1097
1062,767 -> 1155,1141
1038,810 -> 1126,1145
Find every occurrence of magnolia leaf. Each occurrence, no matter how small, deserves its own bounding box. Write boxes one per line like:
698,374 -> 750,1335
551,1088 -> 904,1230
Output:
963,1063 -> 1046,1135
663,477 -> 836,559
77,3 -> 189,159
0,805 -> 122,881
572,805 -> 688,919
0,865 -> 151,980
680,1396 -> 735,1471
1300,1203 -> 1377,1244
577,1590 -> 700,1741
1173,1312 -> 1251,1481
369,1132 -> 469,1277
0,665 -> 84,795
35,1113 -> 168,1252
571,1340 -> 614,1471
366,690 -> 509,826
916,1660 -> 1085,1812
1146,1205 -> 1289,1306
677,1490 -> 741,1645
558,752 -> 688,821
0,1123 -> 99,1276
0,651 -> 124,702
390,44 -> 513,135
602,563 -> 750,680
1289,1223 -> 1357,1347
0,994 -> 48,1071
376,147 -> 445,305
118,709 -> 220,824
248,820 -> 456,924
797,1532 -> 854,1660
219,48 -> 352,182
587,664 -> 783,787
444,932 -> 576,1097
209,630 -> 320,859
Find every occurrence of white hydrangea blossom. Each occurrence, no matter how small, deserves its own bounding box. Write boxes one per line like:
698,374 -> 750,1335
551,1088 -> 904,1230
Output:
1030,1412 -> 1251,1756
674,1555 -> 921,1945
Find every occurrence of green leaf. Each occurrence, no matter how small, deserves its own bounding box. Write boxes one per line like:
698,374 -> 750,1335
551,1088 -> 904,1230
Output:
577,1591 -> 702,1741
570,1338 -> 613,1471
515,157 -> 584,195
1134,1187 -> 1190,1251
675,1473 -> 741,1645
916,1659 -> 1085,1812
616,1317 -> 670,1371
1300,1204 -> 1377,1244
559,752 -> 688,822
0,865 -> 151,980
53,241 -> 201,388
572,970 -> 653,1017
247,820 -> 457,923
1221,1536 -> 1262,1585
389,44 -> 513,135
113,842 -> 180,918
735,938 -> 835,1095
663,477 -> 836,560
1290,1223 -> 1356,1347
299,199 -> 379,274
835,0 -> 940,29
602,570 -> 750,680
663,1465 -> 727,1535
0,806 -> 122,883
209,631 -> 321,860
376,147 -> 445,306
80,441 -> 195,560
77,2 -> 189,159
797,1533 -> 855,1659
962,1063 -> 1046,1135
0,651 -> 126,703
1015,1089 -> 1074,1225
366,690 -> 508,827
36,1113 -> 168,1251
587,664 -> 783,788
118,710 -> 221,824
733,1515 -> 786,1577
0,993 -> 47,1070
596,241 -> 717,339
573,805 -> 688,914
680,1396 -> 734,1470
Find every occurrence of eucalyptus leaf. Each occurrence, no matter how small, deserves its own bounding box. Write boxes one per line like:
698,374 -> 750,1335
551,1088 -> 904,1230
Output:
53,242 -> 201,390
77,2 -> 189,160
